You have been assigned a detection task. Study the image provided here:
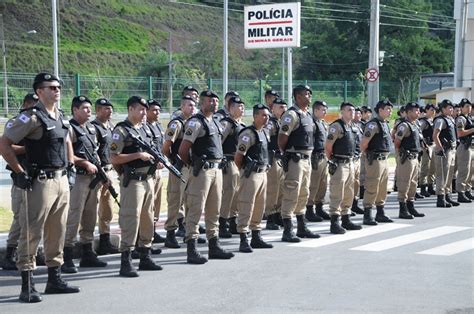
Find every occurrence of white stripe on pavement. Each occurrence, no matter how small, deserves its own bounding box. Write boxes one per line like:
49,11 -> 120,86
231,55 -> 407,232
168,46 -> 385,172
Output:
416,238 -> 474,256
289,223 -> 412,248
350,226 -> 471,252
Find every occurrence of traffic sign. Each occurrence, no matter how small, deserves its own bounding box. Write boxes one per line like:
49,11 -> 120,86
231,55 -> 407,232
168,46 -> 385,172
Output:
366,68 -> 379,82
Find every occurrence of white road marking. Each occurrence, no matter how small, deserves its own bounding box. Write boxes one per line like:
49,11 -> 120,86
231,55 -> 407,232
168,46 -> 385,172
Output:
416,238 -> 474,256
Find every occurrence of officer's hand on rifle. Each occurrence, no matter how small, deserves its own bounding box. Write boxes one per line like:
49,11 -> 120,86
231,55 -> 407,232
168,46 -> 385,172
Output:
139,152 -> 154,162
157,162 -> 164,170
84,161 -> 98,174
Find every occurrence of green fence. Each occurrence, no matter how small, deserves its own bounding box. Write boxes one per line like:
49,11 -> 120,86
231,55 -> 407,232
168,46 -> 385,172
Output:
0,73 -> 404,116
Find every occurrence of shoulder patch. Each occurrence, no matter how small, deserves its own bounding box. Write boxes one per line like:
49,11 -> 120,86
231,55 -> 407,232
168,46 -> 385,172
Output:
18,114 -> 30,124
170,123 -> 177,129
329,127 -> 337,134
398,125 -> 405,132
238,144 -> 246,152
6,121 -> 13,129
112,133 -> 120,140
364,131 -> 371,137
327,134 -> 334,140
241,135 -> 250,142
397,131 -> 404,137
368,124 -> 375,130
167,130 -> 175,136
281,125 -> 289,132
110,143 -> 118,151
188,121 -> 196,127
185,128 -> 193,135
284,117 -> 292,123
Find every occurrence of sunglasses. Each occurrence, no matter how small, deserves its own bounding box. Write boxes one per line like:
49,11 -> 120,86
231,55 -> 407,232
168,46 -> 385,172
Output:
41,85 -> 61,91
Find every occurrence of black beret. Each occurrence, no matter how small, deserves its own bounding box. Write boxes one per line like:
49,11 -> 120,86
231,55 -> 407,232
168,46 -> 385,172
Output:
265,90 -> 280,97
183,85 -> 199,93
72,95 -> 92,107
200,90 -> 219,99
33,72 -> 60,90
147,99 -> 161,108
95,98 -> 113,108
361,106 -> 372,113
229,96 -> 244,105
273,98 -> 287,106
425,104 -> 436,111
439,99 -> 453,109
23,93 -> 39,103
355,107 -> 362,113
375,99 -> 394,112
340,102 -> 355,110
313,100 -> 328,108
225,90 -> 239,98
127,96 -> 148,108
405,102 -> 420,111
182,95 -> 195,101
293,85 -> 312,97
253,103 -> 270,111
459,98 -> 471,106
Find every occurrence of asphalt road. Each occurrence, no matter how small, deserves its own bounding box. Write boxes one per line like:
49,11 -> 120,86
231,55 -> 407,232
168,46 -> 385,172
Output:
0,193 -> 473,313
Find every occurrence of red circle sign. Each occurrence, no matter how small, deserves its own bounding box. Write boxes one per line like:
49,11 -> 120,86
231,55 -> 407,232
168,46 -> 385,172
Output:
366,68 -> 379,82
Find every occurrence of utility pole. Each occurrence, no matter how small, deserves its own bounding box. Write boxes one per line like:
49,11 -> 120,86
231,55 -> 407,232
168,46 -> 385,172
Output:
281,48 -> 285,100
0,14 -> 8,116
456,0 -> 469,88
223,0 -> 229,96
367,0 -> 380,107
168,32 -> 173,114
287,47 -> 293,106
52,0 -> 60,107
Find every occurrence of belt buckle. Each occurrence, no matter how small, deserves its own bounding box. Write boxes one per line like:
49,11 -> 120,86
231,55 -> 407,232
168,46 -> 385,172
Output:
37,170 -> 47,182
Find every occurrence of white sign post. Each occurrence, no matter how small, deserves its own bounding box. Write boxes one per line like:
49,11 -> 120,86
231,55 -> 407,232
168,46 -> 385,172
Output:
244,2 -> 301,105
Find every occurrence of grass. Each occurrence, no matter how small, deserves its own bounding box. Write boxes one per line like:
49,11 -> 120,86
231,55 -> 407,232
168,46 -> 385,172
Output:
0,207 -> 13,233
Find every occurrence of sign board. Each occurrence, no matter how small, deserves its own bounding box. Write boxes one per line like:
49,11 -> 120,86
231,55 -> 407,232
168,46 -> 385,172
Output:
244,2 -> 301,49
366,68 -> 379,82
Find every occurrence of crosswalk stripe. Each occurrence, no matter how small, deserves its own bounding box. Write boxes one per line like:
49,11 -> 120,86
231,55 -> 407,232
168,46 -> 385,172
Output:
416,238 -> 474,256
289,223 -> 412,248
350,226 -> 471,252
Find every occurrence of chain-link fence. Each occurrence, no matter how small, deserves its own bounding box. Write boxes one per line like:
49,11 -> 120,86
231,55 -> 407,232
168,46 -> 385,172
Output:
0,72 -> 405,116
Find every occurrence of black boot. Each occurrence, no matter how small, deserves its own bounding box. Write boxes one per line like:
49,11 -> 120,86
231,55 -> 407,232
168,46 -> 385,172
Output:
119,250 -> 138,277
281,218 -> 301,242
359,185 -> 365,199
375,205 -> 393,223
330,215 -> 346,234
315,202 -> 330,220
265,213 -> 280,230
97,233 -> 119,255
420,185 -> 430,197
61,246 -> 77,274
341,214 -> 362,230
458,192 -> 472,203
250,230 -> 273,249
428,184 -> 436,195
393,180 -> 398,191
35,247 -> 46,266
436,194 -> 451,208
186,239 -> 207,264
208,237 -> 234,259
398,202 -> 414,219
351,198 -> 364,215
239,233 -> 253,253
198,224 -> 206,234
406,200 -> 425,217
80,243 -> 107,268
465,190 -> 474,200
362,208 -> 377,225
2,246 -> 17,270
228,217 -> 238,234
138,247 -> 162,271
415,191 -> 424,199
197,236 -> 207,244
275,212 -> 284,227
44,266 -> 80,294
152,232 -> 165,244
305,205 -> 323,222
296,215 -> 320,238
452,179 -> 457,192
176,218 -> 186,237
446,194 -> 460,206
164,230 -> 181,248
19,271 -> 42,303
218,217 -> 232,238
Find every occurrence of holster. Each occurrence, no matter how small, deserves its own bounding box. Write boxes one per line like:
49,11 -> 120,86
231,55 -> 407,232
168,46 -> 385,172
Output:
122,165 -> 132,188
282,154 -> 290,172
192,158 -> 204,177
399,148 -> 408,165
366,151 -> 375,166
311,154 -> 318,171
328,160 -> 338,176
243,158 -> 257,178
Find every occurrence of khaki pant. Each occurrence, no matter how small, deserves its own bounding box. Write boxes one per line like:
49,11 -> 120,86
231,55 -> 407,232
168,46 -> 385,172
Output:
265,158 -> 283,215
65,174 -> 101,246
220,160 -> 239,219
236,171 -> 267,233
359,152 -> 366,187
329,161 -> 354,216
7,184 -> 23,247
435,148 -> 456,195
307,157 -> 328,206
363,157 -> 389,208
98,182 -> 114,235
281,158 -> 311,219
165,167 -> 189,231
353,157 -> 361,201
118,176 -> 155,251
153,170 -> 163,219
456,145 -> 473,193
17,174 -> 69,271
397,157 -> 419,202
419,144 -> 435,185
184,167 -> 222,241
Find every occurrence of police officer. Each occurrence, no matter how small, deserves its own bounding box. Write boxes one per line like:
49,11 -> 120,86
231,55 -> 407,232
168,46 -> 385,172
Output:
162,96 -> 196,248
214,90 -> 239,121
325,102 -> 362,234
278,85 -> 319,242
62,96 -> 108,273
178,90 -> 234,264
359,106 -> 372,199
171,86 -> 199,119
146,99 -> 166,243
2,93 -> 42,271
351,107 -> 365,215
391,106 -> 407,193
360,100 -> 394,225
265,98 -> 287,230
110,96 -> 162,277
455,98 -> 474,202
219,96 -> 246,237
306,100 -> 331,222
394,102 -> 425,219
235,104 -> 273,252
433,99 -> 459,207
0,73 -> 80,302
264,89 -> 279,108
418,104 -> 437,197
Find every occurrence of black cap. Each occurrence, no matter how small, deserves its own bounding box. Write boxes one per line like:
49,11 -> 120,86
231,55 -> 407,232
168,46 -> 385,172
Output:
23,93 -> 39,103
127,96 -> 148,108
361,105 -> 372,113
72,95 -> 92,107
95,98 -> 113,108
313,100 -> 328,108
265,90 -> 280,98
293,85 -> 312,97
375,99 -> 394,112
355,107 -> 362,113
225,90 -> 239,98
229,96 -> 244,105
183,85 -> 199,93
425,103 -> 436,111
182,95 -> 195,101
439,99 -> 453,109
147,99 -> 161,108
405,102 -> 420,111
253,103 -> 270,111
33,72 -> 60,90
459,98 -> 471,106
340,102 -> 355,110
200,90 -> 219,99
273,98 -> 287,106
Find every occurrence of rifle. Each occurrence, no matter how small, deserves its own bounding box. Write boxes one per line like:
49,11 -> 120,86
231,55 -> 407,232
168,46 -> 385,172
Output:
129,134 -> 186,183
82,146 -> 121,207
420,138 -> 431,161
